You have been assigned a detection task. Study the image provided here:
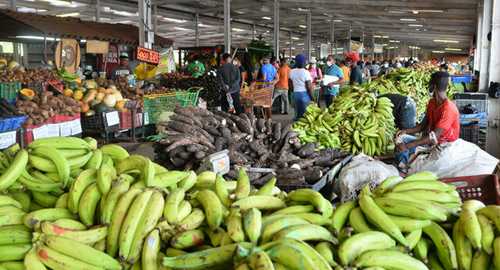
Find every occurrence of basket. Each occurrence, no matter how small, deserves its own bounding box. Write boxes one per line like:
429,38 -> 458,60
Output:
0,82 -> 21,102
241,81 -> 274,108
460,123 -> 481,147
0,115 -> 27,133
441,174 -> 500,205
81,111 -> 120,133
143,88 -> 201,124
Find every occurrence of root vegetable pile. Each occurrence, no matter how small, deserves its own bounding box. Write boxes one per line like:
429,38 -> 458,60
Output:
154,106 -> 347,186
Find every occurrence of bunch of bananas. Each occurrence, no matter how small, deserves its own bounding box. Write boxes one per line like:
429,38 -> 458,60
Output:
1,136 -> 499,270
294,90 -> 396,155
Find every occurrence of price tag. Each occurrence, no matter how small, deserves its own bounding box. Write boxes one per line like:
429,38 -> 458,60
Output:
144,112 -> 149,125
70,119 -> 82,135
106,111 -> 120,126
47,124 -> 60,137
59,122 -> 72,137
0,131 -> 17,149
32,125 -> 49,140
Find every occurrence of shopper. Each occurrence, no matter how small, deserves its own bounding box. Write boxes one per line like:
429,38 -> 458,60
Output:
370,61 -> 381,77
349,59 -> 363,85
289,54 -> 313,120
241,54 -> 254,85
394,71 -> 460,171
217,53 -> 243,114
273,58 -> 291,114
233,58 -> 246,88
339,61 -> 350,84
380,93 -> 417,130
322,55 -> 344,107
110,52 -> 132,80
260,57 -> 278,83
308,58 -> 322,99
271,56 -> 280,70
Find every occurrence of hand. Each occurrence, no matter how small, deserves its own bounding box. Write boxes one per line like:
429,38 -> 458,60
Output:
397,143 -> 407,152
395,130 -> 406,138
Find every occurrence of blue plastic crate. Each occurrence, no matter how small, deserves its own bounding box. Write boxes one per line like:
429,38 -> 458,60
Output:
0,115 -> 27,133
460,112 -> 488,128
451,75 -> 473,84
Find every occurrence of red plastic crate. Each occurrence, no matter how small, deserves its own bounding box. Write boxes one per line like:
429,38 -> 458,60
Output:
441,174 -> 500,205
119,111 -> 143,130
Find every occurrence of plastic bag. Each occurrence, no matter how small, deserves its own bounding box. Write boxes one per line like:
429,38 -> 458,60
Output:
335,154 -> 399,202
408,139 -> 498,178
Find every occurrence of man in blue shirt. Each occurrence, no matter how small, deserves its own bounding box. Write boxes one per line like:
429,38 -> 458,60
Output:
322,55 -> 344,107
260,57 -> 278,82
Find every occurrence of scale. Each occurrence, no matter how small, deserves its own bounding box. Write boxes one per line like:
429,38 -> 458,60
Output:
54,39 -> 81,74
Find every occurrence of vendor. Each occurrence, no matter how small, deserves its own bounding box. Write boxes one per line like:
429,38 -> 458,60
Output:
187,57 -> 206,78
110,52 -> 132,80
379,93 -> 416,130
289,54 -> 313,120
322,55 -> 344,107
394,71 -> 460,171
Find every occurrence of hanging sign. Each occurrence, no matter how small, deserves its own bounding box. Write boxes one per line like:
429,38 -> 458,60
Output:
136,47 -> 160,64
86,40 -> 109,54
374,44 -> 384,53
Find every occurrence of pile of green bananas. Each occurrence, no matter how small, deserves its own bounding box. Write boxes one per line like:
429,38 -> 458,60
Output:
1,136 -> 500,270
294,90 -> 396,155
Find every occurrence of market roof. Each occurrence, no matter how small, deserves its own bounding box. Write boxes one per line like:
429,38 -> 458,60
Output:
0,9 -> 173,47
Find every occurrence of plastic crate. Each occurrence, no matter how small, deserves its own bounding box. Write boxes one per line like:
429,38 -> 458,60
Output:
81,111 -> 120,133
454,93 -> 489,114
441,174 -> 500,205
119,111 -> 143,130
0,82 -> 21,102
451,75 -> 473,84
0,115 -> 27,133
460,123 -> 480,146
143,88 -> 201,124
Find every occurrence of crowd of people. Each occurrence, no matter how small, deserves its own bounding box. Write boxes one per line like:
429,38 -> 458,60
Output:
213,52 -> 424,120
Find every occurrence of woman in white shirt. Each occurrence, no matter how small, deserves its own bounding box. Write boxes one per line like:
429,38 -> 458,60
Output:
289,54 -> 314,120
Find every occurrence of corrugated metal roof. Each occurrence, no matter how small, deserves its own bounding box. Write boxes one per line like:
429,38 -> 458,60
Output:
0,9 -> 172,47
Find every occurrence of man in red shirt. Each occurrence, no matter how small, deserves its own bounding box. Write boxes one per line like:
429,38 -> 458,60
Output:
394,71 -> 460,170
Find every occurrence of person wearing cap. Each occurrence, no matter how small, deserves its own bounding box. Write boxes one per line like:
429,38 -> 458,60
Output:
110,52 -> 132,80
394,71 -> 460,171
289,54 -> 314,120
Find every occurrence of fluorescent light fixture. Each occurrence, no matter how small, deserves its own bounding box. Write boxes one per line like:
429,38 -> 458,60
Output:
297,43 -> 304,46
380,43 -> 388,46
291,37 -> 300,40
434,39 -> 459,43
299,25 -> 307,29
373,35 -> 382,38
400,18 -> 416,21
291,47 -> 296,50
418,9 -> 444,13
57,12 -> 79,17
262,16 -> 272,20
409,24 -> 423,27
382,35 -> 389,38
389,10 -> 405,14
297,7 -> 309,12
41,0 -> 85,8
409,46 -> 421,49
445,48 -> 462,51
232,28 -> 245,32
389,40 -> 400,43
102,6 -> 137,17
198,23 -> 211,28
163,18 -> 187,23
234,10 -> 245,14
16,35 -> 60,41
432,50 -> 445,53
174,27 -> 189,31
333,19 -> 342,22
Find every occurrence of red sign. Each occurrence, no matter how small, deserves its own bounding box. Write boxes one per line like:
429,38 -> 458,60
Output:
136,47 -> 159,64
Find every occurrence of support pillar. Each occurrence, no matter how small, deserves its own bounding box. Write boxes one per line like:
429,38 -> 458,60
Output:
252,24 -> 256,40
273,0 -> 280,57
153,4 -> 158,33
138,0 -> 153,48
372,36 -> 375,61
361,30 -> 365,60
305,11 -> 312,60
95,0 -> 101,22
479,0 -> 493,91
289,31 -> 293,58
489,0 -> 500,83
194,13 -> 200,47
348,24 -> 352,52
224,0 -> 231,53
474,2 -> 483,72
330,20 -> 335,55
9,0 -> 15,11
